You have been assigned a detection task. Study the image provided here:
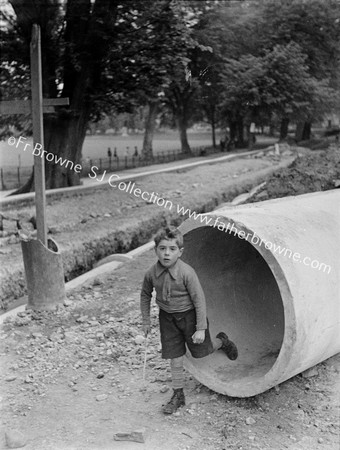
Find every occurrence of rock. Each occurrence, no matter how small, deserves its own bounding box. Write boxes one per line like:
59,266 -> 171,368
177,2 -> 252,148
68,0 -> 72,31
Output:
318,437 -> 324,444
48,226 -> 59,234
24,374 -> 33,384
134,335 -> 145,345
31,332 -> 43,339
113,429 -> 145,443
302,366 -> 319,378
48,332 -> 62,342
5,375 -> 17,382
63,299 -> 73,307
5,429 -> 27,448
97,373 -> 104,379
76,316 -> 88,323
96,394 -> 108,402
160,385 -> 169,393
8,235 -> 19,245
245,417 -> 256,425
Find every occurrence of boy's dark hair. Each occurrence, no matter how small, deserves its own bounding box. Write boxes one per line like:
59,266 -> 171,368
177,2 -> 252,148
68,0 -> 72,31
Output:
154,226 -> 183,248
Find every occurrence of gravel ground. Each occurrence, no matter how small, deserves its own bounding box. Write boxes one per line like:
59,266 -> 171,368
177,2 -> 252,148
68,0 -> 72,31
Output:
0,249 -> 339,450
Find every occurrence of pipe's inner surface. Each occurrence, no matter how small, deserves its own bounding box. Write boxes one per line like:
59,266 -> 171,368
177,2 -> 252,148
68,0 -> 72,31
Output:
182,226 -> 285,387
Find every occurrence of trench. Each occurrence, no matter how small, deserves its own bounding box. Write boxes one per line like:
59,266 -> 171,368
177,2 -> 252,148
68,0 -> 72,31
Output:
1,159 -> 294,310
182,226 -> 285,391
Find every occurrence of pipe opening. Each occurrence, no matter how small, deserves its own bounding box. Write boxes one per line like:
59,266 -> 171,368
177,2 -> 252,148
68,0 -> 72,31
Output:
182,226 -> 285,394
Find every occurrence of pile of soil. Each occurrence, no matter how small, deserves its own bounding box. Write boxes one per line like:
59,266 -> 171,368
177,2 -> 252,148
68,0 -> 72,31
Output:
250,148 -> 340,202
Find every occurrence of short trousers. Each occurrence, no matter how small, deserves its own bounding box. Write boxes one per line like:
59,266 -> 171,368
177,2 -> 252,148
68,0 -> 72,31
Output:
159,308 -> 214,359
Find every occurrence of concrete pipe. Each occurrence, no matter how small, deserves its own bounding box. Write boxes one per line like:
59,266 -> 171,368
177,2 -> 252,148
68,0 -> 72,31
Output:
179,190 -> 340,397
21,237 -> 66,311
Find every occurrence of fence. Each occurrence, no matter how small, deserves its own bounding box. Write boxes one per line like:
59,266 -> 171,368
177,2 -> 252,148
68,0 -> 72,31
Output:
0,145 -> 218,191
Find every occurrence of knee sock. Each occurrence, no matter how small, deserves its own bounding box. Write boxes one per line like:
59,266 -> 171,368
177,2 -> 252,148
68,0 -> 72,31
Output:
170,357 -> 184,390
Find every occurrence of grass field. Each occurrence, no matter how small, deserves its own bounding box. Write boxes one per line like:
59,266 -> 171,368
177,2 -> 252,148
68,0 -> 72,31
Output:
0,131 -> 221,190
0,132 -> 279,191
0,131 -> 219,166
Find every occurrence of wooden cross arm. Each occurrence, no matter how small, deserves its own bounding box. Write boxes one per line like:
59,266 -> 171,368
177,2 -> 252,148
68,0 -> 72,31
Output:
0,98 -> 69,115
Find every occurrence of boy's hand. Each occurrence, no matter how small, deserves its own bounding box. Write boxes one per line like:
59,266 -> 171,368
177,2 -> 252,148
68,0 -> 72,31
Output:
192,330 -> 205,344
143,324 -> 151,337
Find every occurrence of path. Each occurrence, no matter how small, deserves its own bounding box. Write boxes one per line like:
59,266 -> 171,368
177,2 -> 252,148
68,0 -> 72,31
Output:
0,147 -> 272,205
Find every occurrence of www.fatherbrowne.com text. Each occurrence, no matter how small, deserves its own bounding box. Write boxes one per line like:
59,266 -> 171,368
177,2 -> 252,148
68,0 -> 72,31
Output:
88,167 -> 331,275
8,137 -> 331,275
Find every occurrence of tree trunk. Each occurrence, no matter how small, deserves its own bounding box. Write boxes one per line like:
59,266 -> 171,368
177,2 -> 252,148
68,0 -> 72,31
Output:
280,117 -> 289,140
269,122 -> 276,136
141,100 -> 158,160
12,101 -> 91,194
229,121 -> 237,141
236,117 -> 244,146
176,115 -> 191,154
44,110 -> 90,189
295,121 -> 311,142
10,0 -> 119,193
211,107 -> 216,148
167,84 -> 194,155
302,121 -> 312,141
248,128 -> 254,150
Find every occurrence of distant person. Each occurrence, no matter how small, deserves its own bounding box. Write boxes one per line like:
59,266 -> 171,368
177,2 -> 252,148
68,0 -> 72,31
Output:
226,138 -> 235,152
140,226 -> 238,415
121,126 -> 128,137
134,146 -> 138,157
107,148 -> 112,158
220,138 -> 226,152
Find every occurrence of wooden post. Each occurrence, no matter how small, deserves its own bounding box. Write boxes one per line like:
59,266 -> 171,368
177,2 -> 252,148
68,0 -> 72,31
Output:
30,24 -> 47,245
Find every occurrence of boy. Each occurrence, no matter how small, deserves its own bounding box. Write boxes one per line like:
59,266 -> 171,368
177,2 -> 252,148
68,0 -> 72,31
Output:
140,226 -> 238,415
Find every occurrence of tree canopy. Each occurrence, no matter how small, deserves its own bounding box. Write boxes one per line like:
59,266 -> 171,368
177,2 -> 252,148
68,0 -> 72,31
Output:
1,0 -> 339,191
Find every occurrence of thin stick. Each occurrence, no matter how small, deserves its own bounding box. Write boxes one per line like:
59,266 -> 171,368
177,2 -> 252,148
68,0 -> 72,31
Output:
143,335 -> 149,381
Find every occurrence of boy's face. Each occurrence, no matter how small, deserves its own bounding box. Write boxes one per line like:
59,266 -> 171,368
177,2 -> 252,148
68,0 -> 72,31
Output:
155,239 -> 183,268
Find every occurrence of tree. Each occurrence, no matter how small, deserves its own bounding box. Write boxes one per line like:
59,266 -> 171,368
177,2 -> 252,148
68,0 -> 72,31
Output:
258,0 -> 340,140
1,0 -> 122,192
161,0 -> 222,154
0,0 -> 201,191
